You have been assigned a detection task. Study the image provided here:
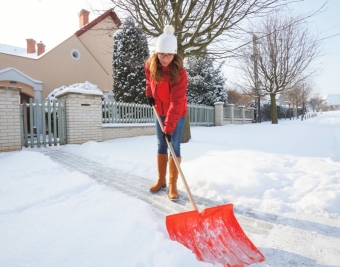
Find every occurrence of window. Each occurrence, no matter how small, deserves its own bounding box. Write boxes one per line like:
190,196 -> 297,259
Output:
70,49 -> 81,60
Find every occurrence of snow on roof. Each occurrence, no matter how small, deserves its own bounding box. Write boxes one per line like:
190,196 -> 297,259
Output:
47,81 -> 103,100
0,43 -> 41,59
326,94 -> 340,105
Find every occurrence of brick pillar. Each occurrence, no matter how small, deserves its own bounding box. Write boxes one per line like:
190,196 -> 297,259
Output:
214,102 -> 224,126
56,91 -> 103,144
79,9 -> 90,28
0,86 -> 22,152
26,39 -> 36,53
37,41 -> 46,56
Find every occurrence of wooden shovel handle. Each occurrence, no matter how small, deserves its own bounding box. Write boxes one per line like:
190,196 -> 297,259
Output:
152,106 -> 198,211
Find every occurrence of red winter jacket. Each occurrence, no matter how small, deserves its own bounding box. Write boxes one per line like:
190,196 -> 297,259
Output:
145,64 -> 188,134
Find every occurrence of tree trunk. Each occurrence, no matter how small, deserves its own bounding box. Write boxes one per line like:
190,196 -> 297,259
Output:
270,94 -> 278,124
296,105 -> 298,119
181,113 -> 191,143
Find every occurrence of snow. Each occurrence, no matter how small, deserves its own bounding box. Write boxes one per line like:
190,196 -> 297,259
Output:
326,94 -> 340,106
113,18 -> 149,104
0,43 -> 41,59
1,111 -> 340,266
47,81 -> 103,101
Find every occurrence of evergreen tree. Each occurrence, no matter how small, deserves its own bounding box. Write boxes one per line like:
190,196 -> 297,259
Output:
185,51 -> 227,106
113,17 -> 149,103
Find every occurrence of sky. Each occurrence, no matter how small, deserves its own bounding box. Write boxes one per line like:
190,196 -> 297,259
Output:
286,0 -> 340,96
0,0 -> 339,96
1,99 -> 340,266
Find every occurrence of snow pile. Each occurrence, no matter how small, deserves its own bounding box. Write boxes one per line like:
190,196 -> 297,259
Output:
0,151 -> 209,267
46,81 -> 103,101
1,111 -> 340,266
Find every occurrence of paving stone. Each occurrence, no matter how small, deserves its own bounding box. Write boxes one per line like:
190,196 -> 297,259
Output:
41,149 -> 273,237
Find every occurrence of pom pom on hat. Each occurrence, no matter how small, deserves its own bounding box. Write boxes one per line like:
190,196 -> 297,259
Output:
156,25 -> 177,54
163,25 -> 175,34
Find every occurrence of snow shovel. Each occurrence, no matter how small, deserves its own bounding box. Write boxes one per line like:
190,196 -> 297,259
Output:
153,106 -> 265,267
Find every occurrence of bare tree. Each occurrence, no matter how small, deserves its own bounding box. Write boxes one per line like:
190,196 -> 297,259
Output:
109,0 -> 295,60
284,85 -> 300,118
308,93 -> 323,113
227,89 -> 252,107
239,13 -> 321,123
107,0 -> 297,141
284,81 -> 312,119
239,94 -> 253,107
227,89 -> 242,106
319,98 -> 331,112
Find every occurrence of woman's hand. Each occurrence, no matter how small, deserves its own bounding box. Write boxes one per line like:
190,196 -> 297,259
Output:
146,97 -> 155,106
163,133 -> 171,142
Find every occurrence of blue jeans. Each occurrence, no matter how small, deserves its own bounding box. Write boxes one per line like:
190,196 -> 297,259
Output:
156,116 -> 186,157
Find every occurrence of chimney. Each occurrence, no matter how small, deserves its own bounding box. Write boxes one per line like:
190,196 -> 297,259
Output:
79,9 -> 90,28
37,41 -> 46,56
26,39 -> 36,53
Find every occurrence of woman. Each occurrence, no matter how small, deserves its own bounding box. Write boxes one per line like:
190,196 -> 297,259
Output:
145,25 -> 188,201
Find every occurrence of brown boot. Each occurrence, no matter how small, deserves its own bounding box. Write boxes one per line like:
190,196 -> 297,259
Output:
168,156 -> 181,201
149,154 -> 168,192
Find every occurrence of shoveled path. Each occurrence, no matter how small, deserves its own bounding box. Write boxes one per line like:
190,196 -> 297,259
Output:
40,149 -> 272,234
40,149 -> 340,266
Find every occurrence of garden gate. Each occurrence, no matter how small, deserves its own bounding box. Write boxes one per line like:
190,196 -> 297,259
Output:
20,99 -> 66,148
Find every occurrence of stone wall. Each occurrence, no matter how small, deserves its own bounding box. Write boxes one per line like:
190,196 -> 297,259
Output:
102,124 -> 156,141
0,86 -> 21,152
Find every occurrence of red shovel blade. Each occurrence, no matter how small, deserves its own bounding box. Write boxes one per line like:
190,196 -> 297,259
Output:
166,204 -> 265,267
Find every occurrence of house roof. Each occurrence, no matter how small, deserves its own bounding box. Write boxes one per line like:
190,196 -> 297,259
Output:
0,68 -> 43,92
326,94 -> 340,105
1,9 -> 121,59
75,9 -> 122,37
0,43 -> 41,59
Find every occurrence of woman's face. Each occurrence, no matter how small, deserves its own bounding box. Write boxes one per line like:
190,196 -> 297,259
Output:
157,53 -> 175,67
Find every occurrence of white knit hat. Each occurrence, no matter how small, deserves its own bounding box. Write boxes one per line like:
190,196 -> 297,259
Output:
155,25 -> 177,54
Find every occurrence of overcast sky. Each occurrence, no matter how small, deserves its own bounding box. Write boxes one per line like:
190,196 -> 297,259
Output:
1,0 -> 339,96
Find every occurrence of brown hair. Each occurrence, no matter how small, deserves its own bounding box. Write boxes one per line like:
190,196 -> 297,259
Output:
146,53 -> 183,84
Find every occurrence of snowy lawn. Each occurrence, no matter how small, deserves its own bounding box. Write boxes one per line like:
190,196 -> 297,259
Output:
1,111 -> 340,267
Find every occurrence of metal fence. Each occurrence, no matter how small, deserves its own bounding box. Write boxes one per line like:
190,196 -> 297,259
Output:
245,109 -> 251,119
223,106 -> 231,118
224,106 -> 254,120
102,101 -> 215,126
234,108 -> 242,118
102,101 -> 154,123
188,104 -> 214,126
20,99 -> 66,148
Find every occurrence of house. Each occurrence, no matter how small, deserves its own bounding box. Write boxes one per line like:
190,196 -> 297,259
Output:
324,93 -> 340,110
0,9 -> 121,103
